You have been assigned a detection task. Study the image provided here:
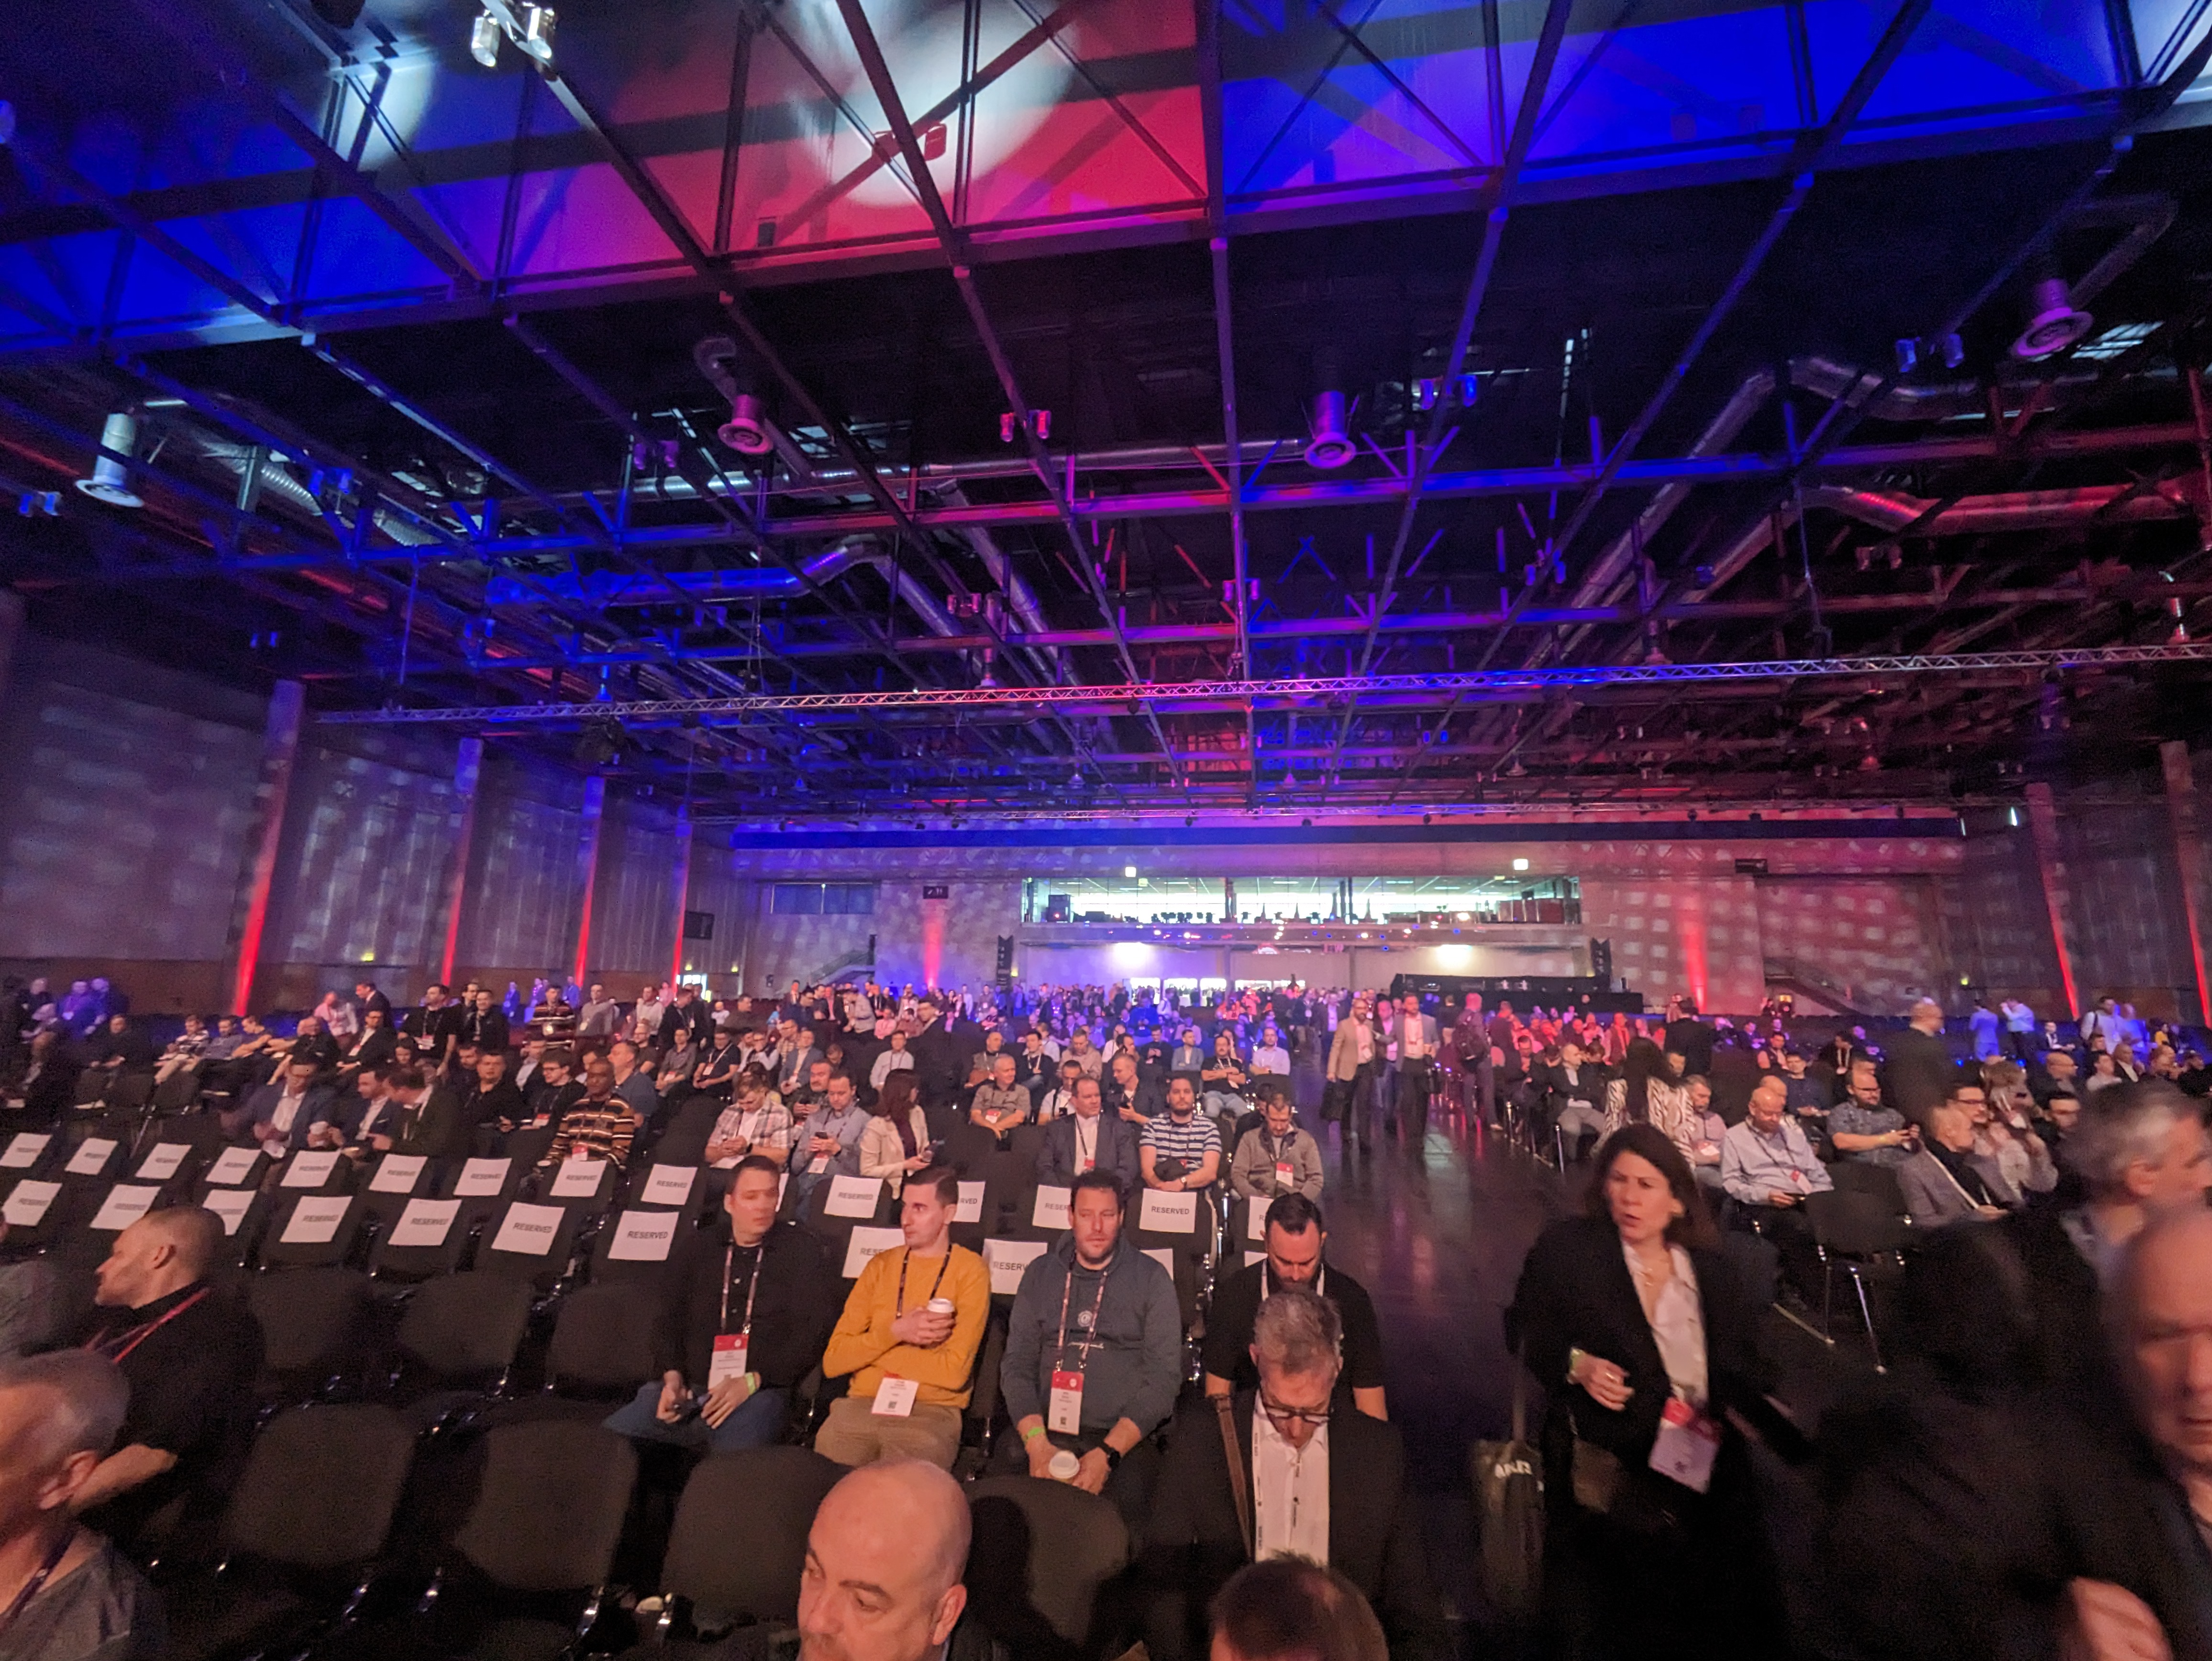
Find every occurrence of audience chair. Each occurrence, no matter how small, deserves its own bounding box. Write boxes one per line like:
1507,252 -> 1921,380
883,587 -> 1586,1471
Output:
586,1207 -> 689,1288
1804,1188 -> 1913,1373
622,1447 -> 845,1649
962,1475 -> 1133,1661
366,1196 -> 476,1282
939,1121 -> 998,1175
261,1192 -> 369,1271
624,1160 -> 708,1225
392,1270 -> 535,1402
249,1266 -> 373,1404
476,1197 -> 587,1292
158,1403 -> 416,1661
649,1099 -> 719,1168
544,1283 -> 661,1399
1827,1160 -> 1911,1218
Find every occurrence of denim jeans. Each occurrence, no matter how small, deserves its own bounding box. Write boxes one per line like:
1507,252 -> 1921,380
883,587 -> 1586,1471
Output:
603,1381 -> 789,1452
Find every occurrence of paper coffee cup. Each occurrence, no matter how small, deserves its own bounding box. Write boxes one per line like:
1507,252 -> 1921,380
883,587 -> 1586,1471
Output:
1048,1449 -> 1080,1482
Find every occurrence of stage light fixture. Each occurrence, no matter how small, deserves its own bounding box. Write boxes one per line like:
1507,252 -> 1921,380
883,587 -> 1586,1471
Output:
517,4 -> 557,60
75,412 -> 144,509
716,392 -> 772,455
2012,275 -> 2091,361
470,10 -> 503,66
1303,389 -> 1356,470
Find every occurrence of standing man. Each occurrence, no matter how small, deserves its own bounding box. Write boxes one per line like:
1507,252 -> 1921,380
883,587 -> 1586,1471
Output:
1325,999 -> 1378,1152
404,983 -> 465,1070
1394,993 -> 1437,1143
576,983 -> 622,1042
2000,995 -> 2039,1063
1453,993 -> 1494,1126
1883,998 -> 1958,1127
815,1168 -> 989,1469
998,1171 -> 1181,1526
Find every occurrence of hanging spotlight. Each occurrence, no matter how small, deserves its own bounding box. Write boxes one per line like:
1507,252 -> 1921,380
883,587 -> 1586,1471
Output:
1303,389 -> 1356,470
470,10 -> 503,66
717,391 -> 773,455
2011,275 -> 2092,361
75,413 -> 144,509
516,5 -> 557,62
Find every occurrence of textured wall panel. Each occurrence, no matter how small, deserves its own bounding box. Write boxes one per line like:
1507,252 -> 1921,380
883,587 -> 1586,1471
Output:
1753,877 -> 1944,1014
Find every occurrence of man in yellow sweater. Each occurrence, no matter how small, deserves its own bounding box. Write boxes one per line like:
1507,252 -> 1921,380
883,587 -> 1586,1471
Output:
815,1164 -> 989,1469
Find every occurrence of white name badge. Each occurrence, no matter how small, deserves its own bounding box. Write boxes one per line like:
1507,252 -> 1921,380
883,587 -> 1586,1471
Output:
823,1175 -> 881,1219
871,1375 -> 920,1417
205,1146 -> 261,1186
134,1143 -> 189,1183
709,1334 -> 749,1389
955,1181 -> 985,1224
388,1198 -> 461,1248
1048,1368 -> 1084,1435
281,1196 -> 352,1245
454,1158 -> 510,1197
491,1201 -> 566,1256
1247,1196 -> 1276,1242
842,1225 -> 905,1278
607,1209 -> 678,1262
807,1154 -> 830,1175
1031,1185 -> 1072,1229
202,1187 -> 257,1235
1145,1247 -> 1177,1279
65,1139 -> 118,1178
90,1184 -> 161,1231
984,1237 -> 1048,1295
370,1154 -> 428,1195
2,1180 -> 60,1226
1139,1190 -> 1199,1234
549,1159 -> 603,1198
0,1133 -> 49,1170
1649,1396 -> 1722,1493
282,1150 -> 341,1189
641,1164 -> 697,1207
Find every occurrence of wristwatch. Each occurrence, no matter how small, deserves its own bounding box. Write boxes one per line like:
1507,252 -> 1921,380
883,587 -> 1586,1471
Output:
1100,1443 -> 1123,1470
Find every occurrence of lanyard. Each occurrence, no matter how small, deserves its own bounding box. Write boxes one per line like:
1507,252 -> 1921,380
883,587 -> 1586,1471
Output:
1054,1251 -> 1114,1372
85,1285 -> 209,1364
1074,1117 -> 1097,1166
0,1527 -> 74,1637
894,1248 -> 950,1315
720,1240 -> 763,1340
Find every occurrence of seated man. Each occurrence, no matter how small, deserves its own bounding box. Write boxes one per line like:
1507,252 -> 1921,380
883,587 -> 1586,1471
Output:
366,1063 -> 466,1161
1538,1038 -> 1608,1147
1201,1033 -> 1252,1119
774,1461 -> 969,1661
67,1207 -> 263,1556
153,1014 -> 210,1086
1211,1558 -> 1391,1661
1229,1090 -> 1325,1202
233,1054 -> 336,1155
706,1070 -> 796,1169
1202,1194 -> 1386,1418
1104,1050 -> 1165,1126
525,1046 -> 584,1129
607,1039 -> 661,1123
791,1071 -> 870,1206
1249,1024 -> 1292,1085
605,1155 -> 837,1452
997,1171 -> 1180,1526
1036,1074 -> 1143,1191
1897,1101 -> 2012,1228
1139,1076 -> 1223,1194
535,1055 -> 641,1173
0,1351 -> 163,1661
968,1053 -> 1030,1141
461,1049 -> 529,1141
869,1030 -> 916,1096
1035,1056 -> 1085,1123
1144,1288 -> 1443,1661
1720,1076 -> 1835,1209
1778,1045 -> 1829,1117
815,1167 -> 989,1470
1828,1057 -> 1917,1165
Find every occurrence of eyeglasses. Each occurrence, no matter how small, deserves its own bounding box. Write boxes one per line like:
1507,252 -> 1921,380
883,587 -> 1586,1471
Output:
1257,1394 -> 1334,1428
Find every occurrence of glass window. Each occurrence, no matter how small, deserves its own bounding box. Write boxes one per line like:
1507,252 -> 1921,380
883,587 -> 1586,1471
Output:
772,883 -> 823,915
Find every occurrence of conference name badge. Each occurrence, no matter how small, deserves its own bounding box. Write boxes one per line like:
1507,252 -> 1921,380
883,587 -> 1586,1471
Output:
872,1375 -> 919,1417
1048,1369 -> 1084,1435
709,1334 -> 749,1389
1648,1395 -> 1721,1493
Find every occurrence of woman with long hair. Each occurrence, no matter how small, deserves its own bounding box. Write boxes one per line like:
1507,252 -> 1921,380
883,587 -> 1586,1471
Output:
1603,1037 -> 1689,1135
858,1071 -> 934,1196
1509,1125 -> 1779,1657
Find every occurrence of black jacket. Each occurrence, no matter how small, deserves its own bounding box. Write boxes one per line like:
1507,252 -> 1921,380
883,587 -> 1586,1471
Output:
1141,1393 -> 1443,1661
1663,1018 -> 1716,1077
1034,1111 -> 1143,1192
1882,1027 -> 1959,1126
655,1218 -> 838,1390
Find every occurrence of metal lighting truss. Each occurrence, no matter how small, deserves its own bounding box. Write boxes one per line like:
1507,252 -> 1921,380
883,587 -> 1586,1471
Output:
312,642 -> 2212,725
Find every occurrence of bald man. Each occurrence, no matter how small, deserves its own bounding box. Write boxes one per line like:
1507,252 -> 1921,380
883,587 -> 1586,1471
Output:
786,1459 -> 970,1661
65,1207 -> 262,1553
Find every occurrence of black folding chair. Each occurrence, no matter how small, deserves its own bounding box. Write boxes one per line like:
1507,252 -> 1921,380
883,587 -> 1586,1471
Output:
631,1448 -> 844,1643
158,1403 -> 415,1661
544,1283 -> 659,1399
261,1193 -> 368,1271
392,1270 -> 534,1399
249,1267 -> 373,1402
962,1475 -> 1132,1659
476,1198 -> 586,1292
585,1207 -> 688,1286
1805,1188 -> 1913,1373
366,1196 -> 473,1281
624,1161 -> 708,1224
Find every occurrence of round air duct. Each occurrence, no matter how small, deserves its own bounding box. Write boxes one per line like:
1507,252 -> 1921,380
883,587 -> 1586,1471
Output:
717,391 -> 773,456
74,412 -> 143,509
1303,388 -> 1356,471
2011,275 -> 2092,362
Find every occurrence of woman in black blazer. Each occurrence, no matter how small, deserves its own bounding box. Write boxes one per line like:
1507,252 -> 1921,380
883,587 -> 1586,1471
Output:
1509,1123 -> 1781,1659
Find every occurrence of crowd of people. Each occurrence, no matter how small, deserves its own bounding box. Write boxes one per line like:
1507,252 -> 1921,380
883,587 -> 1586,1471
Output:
0,963 -> 2207,1661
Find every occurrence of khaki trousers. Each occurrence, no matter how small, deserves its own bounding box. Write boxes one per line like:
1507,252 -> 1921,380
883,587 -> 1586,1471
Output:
813,1396 -> 964,1470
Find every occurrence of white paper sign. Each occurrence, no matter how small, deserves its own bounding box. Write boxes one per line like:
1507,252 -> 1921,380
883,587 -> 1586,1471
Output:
0,1133 -> 49,1170
549,1160 -> 604,1199
984,1237 -> 1049,1296
134,1144 -> 189,1183
641,1164 -> 697,1207
607,1209 -> 679,1262
454,1157 -> 510,1197
1139,1190 -> 1199,1234
1246,1196 -> 1276,1242
282,1151 -> 341,1190
204,1146 -> 261,1186
2,1180 -> 60,1227
1145,1247 -> 1177,1279
369,1154 -> 428,1195
491,1201 -> 565,1256
1245,1250 -> 1267,1268
1031,1185 -> 1072,1229
65,1139 -> 118,1178
90,1185 -> 161,1231
842,1225 -> 904,1278
387,1198 -> 461,1249
202,1187 -> 257,1235
955,1181 -> 985,1224
824,1175 -> 882,1219
281,1196 -> 352,1245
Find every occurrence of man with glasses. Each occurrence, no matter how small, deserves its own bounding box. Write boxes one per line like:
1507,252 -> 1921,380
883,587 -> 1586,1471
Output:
1142,1288 -> 1441,1661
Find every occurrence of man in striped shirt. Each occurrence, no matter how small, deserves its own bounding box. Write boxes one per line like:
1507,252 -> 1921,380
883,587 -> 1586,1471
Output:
1140,1076 -> 1223,1193
538,1055 -> 640,1172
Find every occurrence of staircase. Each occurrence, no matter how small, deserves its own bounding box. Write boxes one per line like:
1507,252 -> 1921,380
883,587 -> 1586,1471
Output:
1763,956 -> 1883,1020
805,941 -> 877,986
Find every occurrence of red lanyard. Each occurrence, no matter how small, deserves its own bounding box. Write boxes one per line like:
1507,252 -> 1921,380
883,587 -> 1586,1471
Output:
1054,1251 -> 1113,1373
85,1286 -> 209,1364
